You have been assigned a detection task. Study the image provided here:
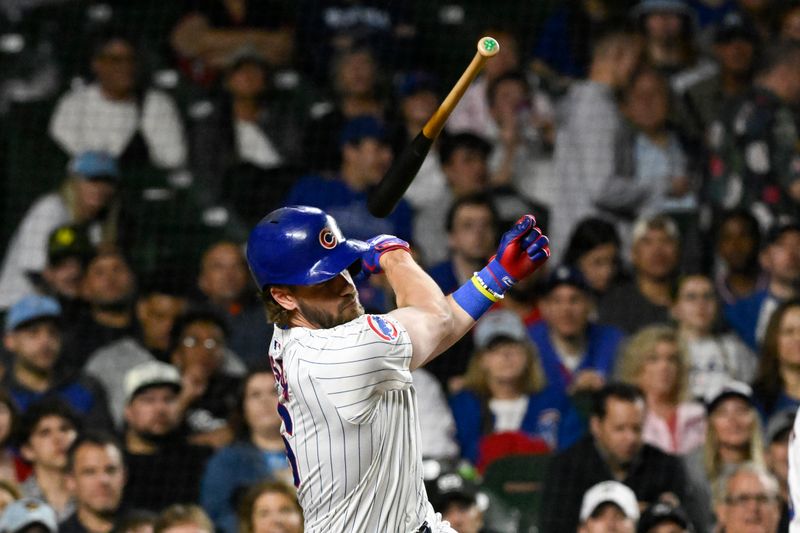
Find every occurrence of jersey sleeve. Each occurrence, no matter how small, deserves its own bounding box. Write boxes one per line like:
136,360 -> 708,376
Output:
305,314 -> 413,424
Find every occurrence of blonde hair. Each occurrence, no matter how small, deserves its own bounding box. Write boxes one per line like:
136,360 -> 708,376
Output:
463,339 -> 546,397
704,402 -> 765,483
154,504 -> 214,533
615,325 -> 687,403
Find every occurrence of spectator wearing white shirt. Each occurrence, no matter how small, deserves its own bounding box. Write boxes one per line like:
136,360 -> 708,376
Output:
49,34 -> 187,172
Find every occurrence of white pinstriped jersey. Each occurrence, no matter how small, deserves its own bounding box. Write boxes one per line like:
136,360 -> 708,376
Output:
269,313 -> 454,533
789,405 -> 800,532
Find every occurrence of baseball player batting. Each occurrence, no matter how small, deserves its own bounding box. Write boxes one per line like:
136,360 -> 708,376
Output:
245,205 -> 549,532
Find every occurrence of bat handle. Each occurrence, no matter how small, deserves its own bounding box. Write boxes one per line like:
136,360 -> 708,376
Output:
422,51 -> 488,140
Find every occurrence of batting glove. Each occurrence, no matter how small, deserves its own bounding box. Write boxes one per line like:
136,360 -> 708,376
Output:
361,234 -> 411,276
486,215 -> 550,289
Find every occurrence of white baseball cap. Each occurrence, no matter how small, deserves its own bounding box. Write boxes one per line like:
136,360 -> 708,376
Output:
580,481 -> 640,522
0,498 -> 58,533
124,360 -> 182,404
473,310 -> 528,350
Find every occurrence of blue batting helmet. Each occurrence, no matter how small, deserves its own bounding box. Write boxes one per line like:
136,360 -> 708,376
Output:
246,206 -> 369,289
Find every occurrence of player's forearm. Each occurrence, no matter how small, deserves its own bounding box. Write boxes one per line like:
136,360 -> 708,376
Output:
424,295 -> 475,363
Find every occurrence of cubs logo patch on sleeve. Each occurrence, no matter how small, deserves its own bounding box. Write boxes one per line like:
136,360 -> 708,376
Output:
367,315 -> 398,341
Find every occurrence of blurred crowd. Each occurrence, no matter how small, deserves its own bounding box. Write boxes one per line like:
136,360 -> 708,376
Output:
1,0 -> 800,532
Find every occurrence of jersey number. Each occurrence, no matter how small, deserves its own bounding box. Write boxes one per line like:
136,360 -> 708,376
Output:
270,356 -> 301,487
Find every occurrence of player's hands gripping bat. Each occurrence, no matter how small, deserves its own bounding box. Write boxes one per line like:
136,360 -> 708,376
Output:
367,36 -> 500,218
359,234 -> 411,277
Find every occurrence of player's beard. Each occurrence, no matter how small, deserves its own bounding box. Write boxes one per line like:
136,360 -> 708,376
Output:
297,297 -> 364,329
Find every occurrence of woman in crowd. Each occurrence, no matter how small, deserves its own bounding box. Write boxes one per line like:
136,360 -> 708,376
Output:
0,390 -> 28,483
671,274 -> 757,400
616,325 -> 706,455
449,310 -> 583,468
238,481 -> 303,533
752,299 -> 800,419
562,217 -> 623,298
200,368 -> 290,533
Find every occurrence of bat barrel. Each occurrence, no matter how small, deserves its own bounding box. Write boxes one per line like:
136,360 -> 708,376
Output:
367,133 -> 433,218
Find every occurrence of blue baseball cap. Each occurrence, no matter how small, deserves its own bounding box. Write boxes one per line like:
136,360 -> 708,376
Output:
5,295 -> 62,332
339,116 -> 388,148
542,265 -> 591,295
68,151 -> 120,181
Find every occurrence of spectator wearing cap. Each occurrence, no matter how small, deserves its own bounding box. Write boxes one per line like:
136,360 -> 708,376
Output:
0,151 -> 123,310
122,361 -> 212,512
16,399 -> 80,521
637,501 -> 692,533
301,47 -> 386,175
549,27 -> 644,262
599,214 -> 681,334
188,48 -> 303,209
615,325 -> 707,455
49,34 -> 187,171
753,299 -> 800,418
684,380 -> 765,531
540,383 -> 695,533
764,408 -> 795,531
169,309 -> 241,449
674,12 -> 758,145
707,42 -> 800,224
715,463 -> 782,533
430,473 -> 494,533
285,115 -> 411,243
59,248 -> 137,375
450,310 -> 584,467
563,217 -> 624,299
0,497 -> 58,533
60,432 -> 126,533
1,295 -> 112,429
528,266 -> 625,399
725,224 -> 800,352
578,480 -> 639,533
671,274 -> 756,400
193,241 -> 270,369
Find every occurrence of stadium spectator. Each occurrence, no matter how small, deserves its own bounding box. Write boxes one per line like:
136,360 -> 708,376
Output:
671,274 -> 757,399
0,152 -> 122,310
713,209 -> 767,306
170,0 -> 295,85
427,196 -> 498,295
113,510 -> 157,533
60,432 -> 126,533
707,41 -> 800,225
200,369 -> 289,533
528,266 -> 625,399
188,48 -> 303,205
2,295 -> 112,428
450,310 -> 584,466
563,218 -> 624,298
85,274 -> 188,428
170,309 -> 240,448
122,361 -> 212,511
714,463 -> 782,533
0,480 -> 20,514
154,504 -> 213,533
674,12 -> 758,145
599,214 -> 681,334
285,116 -> 411,243
0,497 -> 58,533
540,383 -> 694,533
60,248 -> 137,374
430,473 -> 490,533
615,325 -> 707,455
620,67 -> 694,220
763,408 -> 794,530
302,48 -> 386,174
724,223 -> 800,351
0,390 -> 29,484
236,481 -> 302,533
49,34 -> 187,171
549,26 -> 644,261
17,399 -> 80,520
737,0 -> 773,41
778,2 -> 800,42
752,299 -> 800,418
636,501 -> 693,533
411,367 -> 460,461
194,241 -> 269,369
684,380 -> 765,531
577,480 -> 639,533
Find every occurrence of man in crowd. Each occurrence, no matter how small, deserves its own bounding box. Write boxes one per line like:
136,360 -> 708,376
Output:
33,224 -> 94,320
60,432 -> 127,533
122,360 -> 212,511
2,295 -> 112,428
18,399 -> 80,521
540,383 -> 694,532
577,480 -> 639,533
716,463 -> 782,533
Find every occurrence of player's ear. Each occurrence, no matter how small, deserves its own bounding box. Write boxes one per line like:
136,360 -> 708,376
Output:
270,286 -> 299,312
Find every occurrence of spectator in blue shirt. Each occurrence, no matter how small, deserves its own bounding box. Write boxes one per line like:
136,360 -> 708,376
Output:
752,298 -> 800,419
